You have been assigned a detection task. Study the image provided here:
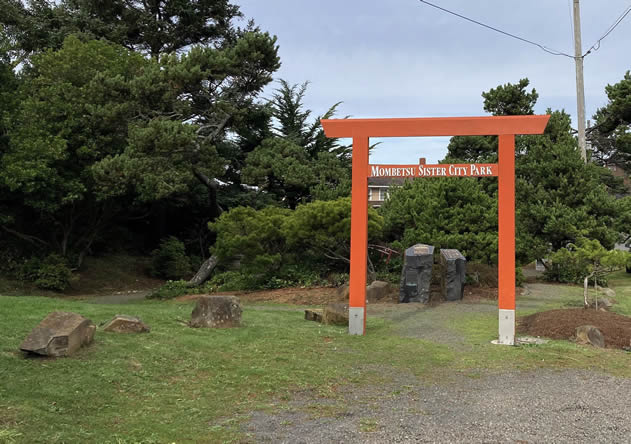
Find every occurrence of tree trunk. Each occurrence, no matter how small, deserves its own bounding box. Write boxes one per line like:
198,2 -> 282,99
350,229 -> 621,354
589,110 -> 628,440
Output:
188,255 -> 219,287
584,276 -> 589,308
188,168 -> 222,285
192,167 -> 223,219
367,255 -> 377,283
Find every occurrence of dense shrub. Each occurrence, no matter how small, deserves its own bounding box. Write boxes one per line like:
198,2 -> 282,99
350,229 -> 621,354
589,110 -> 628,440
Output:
326,272 -> 350,287
150,237 -> 192,280
208,271 -> 261,291
380,178 -> 498,264
34,254 -> 72,291
515,266 -> 525,287
207,198 -> 383,289
542,238 -> 627,286
17,257 -> 44,282
146,280 -> 192,299
543,255 -> 585,284
209,206 -> 289,277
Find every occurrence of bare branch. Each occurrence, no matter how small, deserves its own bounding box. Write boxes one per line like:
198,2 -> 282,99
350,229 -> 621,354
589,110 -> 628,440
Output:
1,226 -> 49,246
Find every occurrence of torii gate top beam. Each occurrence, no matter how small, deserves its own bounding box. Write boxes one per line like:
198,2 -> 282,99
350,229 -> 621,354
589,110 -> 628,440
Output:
321,115 -> 550,138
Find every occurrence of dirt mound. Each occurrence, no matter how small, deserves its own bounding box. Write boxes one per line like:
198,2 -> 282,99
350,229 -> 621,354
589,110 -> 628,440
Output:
518,308 -> 631,349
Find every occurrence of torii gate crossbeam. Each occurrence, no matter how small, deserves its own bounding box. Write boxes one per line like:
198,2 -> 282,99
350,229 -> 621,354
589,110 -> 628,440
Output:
321,115 -> 550,345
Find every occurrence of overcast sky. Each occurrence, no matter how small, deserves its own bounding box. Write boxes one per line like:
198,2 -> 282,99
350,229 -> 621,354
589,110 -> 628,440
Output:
236,0 -> 631,164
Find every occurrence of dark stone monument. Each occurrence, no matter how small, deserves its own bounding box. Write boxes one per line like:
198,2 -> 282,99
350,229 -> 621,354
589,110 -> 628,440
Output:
399,244 -> 434,303
440,249 -> 466,301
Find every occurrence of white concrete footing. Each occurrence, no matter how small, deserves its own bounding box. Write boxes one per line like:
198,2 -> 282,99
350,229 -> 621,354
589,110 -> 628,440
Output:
496,308 -> 515,345
348,307 -> 365,335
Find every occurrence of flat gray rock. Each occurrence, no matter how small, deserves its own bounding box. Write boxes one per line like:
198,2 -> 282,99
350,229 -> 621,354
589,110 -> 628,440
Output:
20,311 -> 95,357
102,314 -> 150,333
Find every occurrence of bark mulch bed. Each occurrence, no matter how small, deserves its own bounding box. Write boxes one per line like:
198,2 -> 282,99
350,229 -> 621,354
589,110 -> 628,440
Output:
518,308 -> 631,349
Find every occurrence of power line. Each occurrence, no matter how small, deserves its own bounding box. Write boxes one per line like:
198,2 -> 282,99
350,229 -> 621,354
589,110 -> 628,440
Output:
583,3 -> 631,57
418,0 -> 574,58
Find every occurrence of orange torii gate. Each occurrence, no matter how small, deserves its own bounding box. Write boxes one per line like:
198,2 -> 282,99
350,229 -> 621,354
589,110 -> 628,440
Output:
321,115 -> 550,345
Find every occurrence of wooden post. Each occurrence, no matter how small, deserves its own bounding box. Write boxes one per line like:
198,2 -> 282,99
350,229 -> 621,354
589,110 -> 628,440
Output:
498,134 -> 516,345
349,135 -> 369,335
573,0 -> 587,162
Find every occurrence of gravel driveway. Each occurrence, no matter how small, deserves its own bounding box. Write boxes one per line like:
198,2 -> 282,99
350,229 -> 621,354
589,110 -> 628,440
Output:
240,284 -> 630,443
243,369 -> 631,443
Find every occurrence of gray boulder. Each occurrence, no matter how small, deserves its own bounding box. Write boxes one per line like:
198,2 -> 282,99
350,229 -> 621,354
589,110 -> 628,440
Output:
20,311 -> 95,357
336,283 -> 349,300
102,315 -> 150,333
366,280 -> 394,302
304,309 -> 323,323
599,297 -> 614,308
336,281 -> 395,303
323,303 -> 349,326
576,325 -> 605,348
190,296 -> 242,328
598,286 -> 616,299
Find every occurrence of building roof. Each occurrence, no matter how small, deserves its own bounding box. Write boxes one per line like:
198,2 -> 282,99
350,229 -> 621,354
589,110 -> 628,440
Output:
367,177 -> 408,186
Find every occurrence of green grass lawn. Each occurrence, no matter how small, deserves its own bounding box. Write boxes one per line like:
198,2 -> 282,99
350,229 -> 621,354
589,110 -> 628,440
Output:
2,276 -> 631,443
608,270 -> 631,315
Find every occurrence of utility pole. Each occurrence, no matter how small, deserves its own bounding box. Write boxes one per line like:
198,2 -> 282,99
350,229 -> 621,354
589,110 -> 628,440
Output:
573,0 -> 587,162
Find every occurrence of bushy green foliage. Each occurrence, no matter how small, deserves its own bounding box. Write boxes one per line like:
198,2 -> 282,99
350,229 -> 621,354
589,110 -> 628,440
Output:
17,256 -> 43,282
33,254 -> 72,291
515,266 -> 525,287
544,238 -> 630,285
0,36 -> 151,264
210,206 -> 289,274
146,280 -> 193,300
443,79 -> 623,266
381,178 -> 497,263
285,197 -> 383,260
516,110 -> 620,263
243,81 -> 351,208
150,237 -> 192,280
1,5 -> 281,268
5,253 -> 72,291
589,71 -> 631,172
208,198 -> 383,289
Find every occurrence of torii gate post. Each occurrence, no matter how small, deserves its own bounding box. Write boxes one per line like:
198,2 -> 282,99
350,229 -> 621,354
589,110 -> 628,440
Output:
321,116 -> 549,344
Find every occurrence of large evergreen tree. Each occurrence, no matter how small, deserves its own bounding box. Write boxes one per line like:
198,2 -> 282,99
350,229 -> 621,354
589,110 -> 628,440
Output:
243,80 -> 351,208
589,71 -> 631,172
0,0 -> 281,277
0,37 -> 150,264
0,0 -> 243,59
413,79 -> 623,266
